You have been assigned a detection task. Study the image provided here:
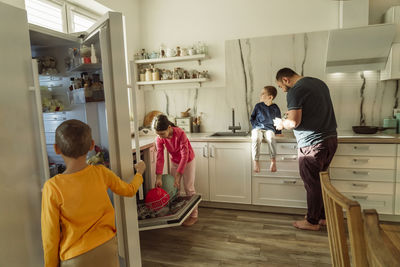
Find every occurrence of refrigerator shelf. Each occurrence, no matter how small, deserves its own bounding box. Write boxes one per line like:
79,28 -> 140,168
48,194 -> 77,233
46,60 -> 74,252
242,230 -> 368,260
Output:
68,63 -> 102,72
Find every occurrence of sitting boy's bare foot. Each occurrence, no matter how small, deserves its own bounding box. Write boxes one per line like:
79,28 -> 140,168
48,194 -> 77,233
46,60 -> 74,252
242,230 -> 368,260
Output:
270,160 -> 277,172
293,220 -> 320,231
253,161 -> 260,173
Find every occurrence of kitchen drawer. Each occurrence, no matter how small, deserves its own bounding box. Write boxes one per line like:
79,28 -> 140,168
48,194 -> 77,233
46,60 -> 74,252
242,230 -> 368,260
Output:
176,118 -> 191,126
335,143 -> 396,156
252,177 -> 306,208
342,193 -> 393,215
45,132 -> 56,144
395,184 -> 400,215
260,142 -> 297,155
253,170 -> 300,179
329,168 -> 395,182
257,157 -> 299,172
178,125 -> 191,133
44,120 -> 66,133
331,180 -> 394,195
43,111 -> 67,121
330,155 -> 396,169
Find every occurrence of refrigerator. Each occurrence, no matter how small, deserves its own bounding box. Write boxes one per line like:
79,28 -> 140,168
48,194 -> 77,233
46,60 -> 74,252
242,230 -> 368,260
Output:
0,2 -> 200,267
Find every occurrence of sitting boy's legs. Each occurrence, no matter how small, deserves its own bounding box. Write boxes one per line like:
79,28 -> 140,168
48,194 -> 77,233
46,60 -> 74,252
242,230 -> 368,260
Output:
251,129 -> 263,172
265,130 -> 277,172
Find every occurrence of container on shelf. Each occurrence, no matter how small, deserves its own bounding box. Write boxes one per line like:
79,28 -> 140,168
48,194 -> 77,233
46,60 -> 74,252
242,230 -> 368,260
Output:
145,68 -> 152,81
152,68 -> 160,81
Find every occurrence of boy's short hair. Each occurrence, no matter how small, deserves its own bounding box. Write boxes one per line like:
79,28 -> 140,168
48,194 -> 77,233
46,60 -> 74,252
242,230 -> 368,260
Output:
55,120 -> 92,158
276,68 -> 298,81
264,86 -> 278,99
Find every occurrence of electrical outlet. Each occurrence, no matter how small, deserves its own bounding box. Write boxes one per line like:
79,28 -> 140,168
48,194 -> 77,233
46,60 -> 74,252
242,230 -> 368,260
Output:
394,108 -> 400,116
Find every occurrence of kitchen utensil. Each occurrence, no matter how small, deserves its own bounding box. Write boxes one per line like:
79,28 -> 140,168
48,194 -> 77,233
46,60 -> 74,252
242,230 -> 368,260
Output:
161,174 -> 178,199
180,108 -> 191,117
143,110 -> 162,127
352,126 -> 395,134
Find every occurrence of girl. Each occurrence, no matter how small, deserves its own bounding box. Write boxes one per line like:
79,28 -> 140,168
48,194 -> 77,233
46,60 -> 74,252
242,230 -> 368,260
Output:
152,114 -> 198,226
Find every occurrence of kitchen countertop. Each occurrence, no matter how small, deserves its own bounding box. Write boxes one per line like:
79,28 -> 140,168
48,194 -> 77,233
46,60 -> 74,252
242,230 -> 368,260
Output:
132,131 -> 400,152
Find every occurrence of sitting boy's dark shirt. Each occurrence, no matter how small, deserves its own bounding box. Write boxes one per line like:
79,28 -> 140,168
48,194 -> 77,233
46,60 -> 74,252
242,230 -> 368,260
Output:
250,102 -> 282,134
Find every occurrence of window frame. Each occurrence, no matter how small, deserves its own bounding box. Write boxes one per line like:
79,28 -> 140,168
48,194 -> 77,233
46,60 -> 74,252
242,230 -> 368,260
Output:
25,0 -> 101,34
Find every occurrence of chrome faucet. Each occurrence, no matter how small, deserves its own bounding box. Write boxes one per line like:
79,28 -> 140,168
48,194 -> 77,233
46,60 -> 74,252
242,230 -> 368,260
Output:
228,108 -> 241,133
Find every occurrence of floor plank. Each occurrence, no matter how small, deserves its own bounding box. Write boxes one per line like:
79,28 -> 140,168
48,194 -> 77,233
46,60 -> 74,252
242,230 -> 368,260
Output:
140,207 -> 332,266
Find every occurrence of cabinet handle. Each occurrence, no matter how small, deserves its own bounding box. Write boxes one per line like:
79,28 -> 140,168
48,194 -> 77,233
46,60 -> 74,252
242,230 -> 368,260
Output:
352,195 -> 368,200
281,145 -> 297,150
352,170 -> 369,175
209,146 -> 214,158
353,146 -> 369,151
203,145 -> 209,158
352,158 -> 369,164
281,156 -> 297,161
352,183 -> 368,188
283,180 -> 297,184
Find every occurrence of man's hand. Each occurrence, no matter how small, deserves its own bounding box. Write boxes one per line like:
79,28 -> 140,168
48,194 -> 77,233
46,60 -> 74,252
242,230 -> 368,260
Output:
134,161 -> 146,175
174,173 -> 182,189
273,118 -> 284,130
155,174 -> 162,188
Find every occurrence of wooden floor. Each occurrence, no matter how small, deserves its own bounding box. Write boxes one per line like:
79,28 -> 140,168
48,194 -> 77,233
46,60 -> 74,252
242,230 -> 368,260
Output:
139,207 -> 332,267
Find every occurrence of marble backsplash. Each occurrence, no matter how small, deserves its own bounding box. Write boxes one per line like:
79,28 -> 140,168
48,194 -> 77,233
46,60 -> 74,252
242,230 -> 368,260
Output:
143,30 -> 399,133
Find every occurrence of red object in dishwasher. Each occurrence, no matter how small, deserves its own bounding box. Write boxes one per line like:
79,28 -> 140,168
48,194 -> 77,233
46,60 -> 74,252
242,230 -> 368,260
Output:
145,188 -> 170,211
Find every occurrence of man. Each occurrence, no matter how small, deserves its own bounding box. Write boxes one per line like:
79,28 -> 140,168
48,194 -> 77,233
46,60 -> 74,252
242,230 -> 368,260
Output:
274,68 -> 337,231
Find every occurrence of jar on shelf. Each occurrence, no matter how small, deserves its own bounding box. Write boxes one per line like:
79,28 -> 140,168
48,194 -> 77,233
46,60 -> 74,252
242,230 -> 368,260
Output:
139,69 -> 146,81
152,68 -> 160,81
145,68 -> 152,81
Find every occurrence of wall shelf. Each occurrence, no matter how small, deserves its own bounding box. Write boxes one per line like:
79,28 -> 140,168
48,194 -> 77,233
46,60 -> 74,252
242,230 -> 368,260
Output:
136,78 -> 208,87
134,54 -> 208,65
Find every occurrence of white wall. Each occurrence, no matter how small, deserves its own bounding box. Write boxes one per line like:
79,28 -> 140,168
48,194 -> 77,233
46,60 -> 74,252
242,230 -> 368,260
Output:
0,0 -> 24,8
139,0 -> 340,88
138,0 -> 342,131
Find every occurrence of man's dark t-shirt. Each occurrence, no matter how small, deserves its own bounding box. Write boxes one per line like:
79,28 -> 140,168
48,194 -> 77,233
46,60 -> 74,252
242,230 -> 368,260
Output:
287,77 -> 337,148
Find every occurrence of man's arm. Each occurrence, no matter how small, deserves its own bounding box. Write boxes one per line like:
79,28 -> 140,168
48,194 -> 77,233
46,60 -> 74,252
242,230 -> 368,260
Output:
274,109 -> 302,130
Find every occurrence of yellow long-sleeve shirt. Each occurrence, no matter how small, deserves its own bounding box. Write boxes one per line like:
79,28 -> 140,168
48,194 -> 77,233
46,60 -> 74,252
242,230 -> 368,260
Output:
41,164 -> 143,267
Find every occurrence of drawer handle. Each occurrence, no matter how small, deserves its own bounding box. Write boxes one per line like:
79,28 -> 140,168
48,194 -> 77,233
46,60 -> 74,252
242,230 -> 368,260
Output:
281,156 -> 297,161
352,183 -> 368,188
352,158 -> 369,163
353,146 -> 369,151
283,180 -> 297,184
352,171 -> 369,175
282,145 -> 297,149
352,195 -> 368,200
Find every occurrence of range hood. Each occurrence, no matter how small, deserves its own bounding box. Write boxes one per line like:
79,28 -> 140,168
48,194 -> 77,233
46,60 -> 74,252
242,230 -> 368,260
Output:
325,24 -> 396,73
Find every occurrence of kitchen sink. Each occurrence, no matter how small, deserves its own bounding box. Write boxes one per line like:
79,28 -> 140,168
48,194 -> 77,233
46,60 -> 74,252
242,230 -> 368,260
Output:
209,131 -> 249,137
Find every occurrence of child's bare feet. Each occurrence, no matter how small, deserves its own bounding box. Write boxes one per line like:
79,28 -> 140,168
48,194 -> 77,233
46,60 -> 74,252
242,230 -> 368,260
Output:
293,220 -> 320,231
253,160 -> 260,173
270,158 -> 277,172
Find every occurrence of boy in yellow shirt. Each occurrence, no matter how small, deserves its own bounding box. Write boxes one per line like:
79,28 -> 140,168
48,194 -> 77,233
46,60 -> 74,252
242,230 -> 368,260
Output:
41,119 -> 145,267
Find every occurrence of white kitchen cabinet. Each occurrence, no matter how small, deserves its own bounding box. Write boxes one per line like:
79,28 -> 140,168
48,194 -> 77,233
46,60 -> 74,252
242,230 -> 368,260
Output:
191,142 -> 210,201
209,142 -> 251,204
330,143 -> 396,215
252,142 -> 306,207
252,177 -> 307,208
396,145 -> 400,214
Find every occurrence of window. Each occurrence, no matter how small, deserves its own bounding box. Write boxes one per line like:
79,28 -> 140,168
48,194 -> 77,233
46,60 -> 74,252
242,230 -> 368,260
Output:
26,0 -> 64,32
69,10 -> 96,32
25,0 -> 100,33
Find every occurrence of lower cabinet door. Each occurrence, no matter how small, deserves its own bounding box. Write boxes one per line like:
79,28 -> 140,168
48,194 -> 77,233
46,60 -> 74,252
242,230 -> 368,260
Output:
252,177 -> 307,208
343,193 -> 394,215
209,142 -> 251,204
191,142 -> 210,201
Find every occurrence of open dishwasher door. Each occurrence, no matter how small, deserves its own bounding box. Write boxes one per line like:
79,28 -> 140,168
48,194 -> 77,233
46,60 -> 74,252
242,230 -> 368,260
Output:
137,194 -> 201,231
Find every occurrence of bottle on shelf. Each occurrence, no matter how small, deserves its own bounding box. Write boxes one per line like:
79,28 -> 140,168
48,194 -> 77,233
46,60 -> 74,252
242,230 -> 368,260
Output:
91,44 -> 97,64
